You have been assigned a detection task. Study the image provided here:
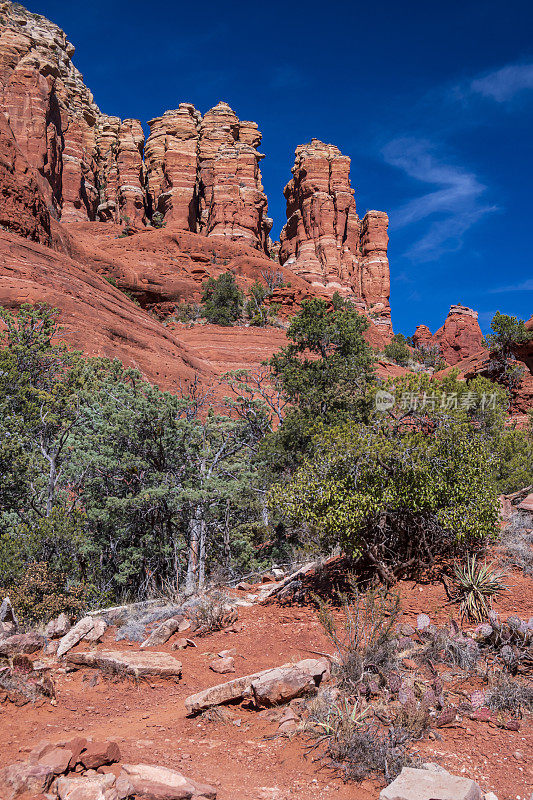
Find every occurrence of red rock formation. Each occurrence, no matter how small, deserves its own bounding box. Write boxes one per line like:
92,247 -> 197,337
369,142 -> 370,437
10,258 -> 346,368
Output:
199,103 -> 272,251
0,227 -> 209,388
0,110 -> 50,242
145,104 -> 200,229
145,101 -> 272,250
278,139 -> 391,332
0,2 -> 146,225
417,304 -> 485,365
412,324 -> 433,349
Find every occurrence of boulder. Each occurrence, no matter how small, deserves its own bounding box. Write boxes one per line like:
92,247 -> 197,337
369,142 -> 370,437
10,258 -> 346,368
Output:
121,763 -> 216,800
0,597 -> 18,628
67,649 -> 182,680
0,631 -> 44,656
83,618 -> 107,643
56,772 -> 117,800
250,665 -> 317,707
45,613 -> 71,639
0,761 -> 55,799
141,618 -> 181,649
185,658 -> 328,714
79,741 -> 121,770
57,618 -> 95,658
380,767 -> 483,800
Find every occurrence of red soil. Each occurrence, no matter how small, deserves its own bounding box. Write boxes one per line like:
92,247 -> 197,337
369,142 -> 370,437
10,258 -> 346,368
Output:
1,569 -> 531,800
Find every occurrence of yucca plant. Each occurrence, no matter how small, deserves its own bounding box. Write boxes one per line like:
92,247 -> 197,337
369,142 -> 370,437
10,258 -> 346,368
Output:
452,555 -> 507,622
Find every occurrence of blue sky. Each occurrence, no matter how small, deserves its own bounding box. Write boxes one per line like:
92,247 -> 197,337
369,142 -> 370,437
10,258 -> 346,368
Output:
26,0 -> 532,335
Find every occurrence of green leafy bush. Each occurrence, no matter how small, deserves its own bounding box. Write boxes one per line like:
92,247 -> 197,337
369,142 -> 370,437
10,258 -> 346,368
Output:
384,334 -> 411,367
201,272 -> 244,326
271,417 -> 499,584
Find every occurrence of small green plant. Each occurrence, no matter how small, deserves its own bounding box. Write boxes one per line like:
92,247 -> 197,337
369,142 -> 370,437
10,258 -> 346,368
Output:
105,276 -> 118,288
451,556 -> 507,621
151,211 -> 165,229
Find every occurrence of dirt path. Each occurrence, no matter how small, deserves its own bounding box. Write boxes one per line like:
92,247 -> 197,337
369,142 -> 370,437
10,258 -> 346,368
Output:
1,572 -> 531,800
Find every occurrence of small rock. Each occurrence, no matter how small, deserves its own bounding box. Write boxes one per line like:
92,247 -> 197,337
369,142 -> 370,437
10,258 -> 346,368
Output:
417,614 -> 431,631
80,741 -> 121,770
236,582 -> 253,591
210,657 -> 235,674
44,613 -> 71,640
271,568 -> 285,580
38,747 -> 73,775
171,638 -> 189,650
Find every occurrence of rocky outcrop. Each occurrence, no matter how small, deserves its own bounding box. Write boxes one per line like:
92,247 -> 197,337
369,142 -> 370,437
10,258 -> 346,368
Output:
414,305 -> 484,365
433,305 -> 484,365
145,104 -> 200,229
145,101 -> 272,250
0,110 -> 50,241
278,139 -> 391,331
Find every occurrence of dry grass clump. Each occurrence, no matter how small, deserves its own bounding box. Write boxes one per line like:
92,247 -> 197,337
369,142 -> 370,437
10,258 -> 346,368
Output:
486,675 -> 533,712
191,591 -> 237,634
501,512 -> 533,576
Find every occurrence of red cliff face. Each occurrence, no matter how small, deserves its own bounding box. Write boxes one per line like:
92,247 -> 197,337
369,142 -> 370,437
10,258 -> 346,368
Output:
0,110 -> 50,242
414,305 -> 485,365
145,101 -> 271,250
278,139 -> 391,334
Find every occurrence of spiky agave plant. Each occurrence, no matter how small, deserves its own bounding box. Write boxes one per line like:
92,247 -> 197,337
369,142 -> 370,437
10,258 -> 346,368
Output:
452,555 -> 507,622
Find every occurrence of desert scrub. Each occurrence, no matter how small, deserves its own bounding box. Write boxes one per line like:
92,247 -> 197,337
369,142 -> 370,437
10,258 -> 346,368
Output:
486,675 -> 533,712
191,592 -> 237,634
318,586 -> 400,691
451,556 -> 507,622
305,693 -> 415,783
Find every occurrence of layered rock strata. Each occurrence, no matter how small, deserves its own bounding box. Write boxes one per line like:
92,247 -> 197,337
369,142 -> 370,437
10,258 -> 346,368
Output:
145,101 -> 271,250
279,139 -> 391,330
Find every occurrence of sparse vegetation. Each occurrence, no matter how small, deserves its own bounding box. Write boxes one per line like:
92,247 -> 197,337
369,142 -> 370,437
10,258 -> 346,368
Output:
201,271 -> 244,326
451,556 -> 507,622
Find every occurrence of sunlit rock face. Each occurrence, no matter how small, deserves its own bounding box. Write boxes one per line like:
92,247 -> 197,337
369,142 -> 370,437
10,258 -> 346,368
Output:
279,139 -> 391,332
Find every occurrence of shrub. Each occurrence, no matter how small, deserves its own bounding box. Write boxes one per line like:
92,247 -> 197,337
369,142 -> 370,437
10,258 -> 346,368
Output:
191,592 -> 237,633
486,675 -> 533,712
451,556 -> 507,622
384,335 -> 411,367
0,562 -> 91,625
500,512 -> 533,576
271,420 -> 499,584
318,587 -> 400,690
151,211 -> 165,229
411,343 -> 447,370
201,272 -> 244,326
483,312 -> 532,391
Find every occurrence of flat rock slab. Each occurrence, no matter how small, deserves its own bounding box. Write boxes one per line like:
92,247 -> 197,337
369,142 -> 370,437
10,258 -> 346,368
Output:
380,767 -> 483,800
66,649 -> 182,679
121,763 -> 216,799
185,658 -> 328,714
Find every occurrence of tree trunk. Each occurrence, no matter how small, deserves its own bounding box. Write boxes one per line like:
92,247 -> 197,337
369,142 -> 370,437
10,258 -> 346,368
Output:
186,507 -> 202,594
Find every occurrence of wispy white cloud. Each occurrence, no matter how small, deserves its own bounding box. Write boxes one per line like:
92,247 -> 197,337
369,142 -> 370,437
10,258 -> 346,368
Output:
382,138 -> 497,262
470,63 -> 533,102
488,278 -> 533,293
